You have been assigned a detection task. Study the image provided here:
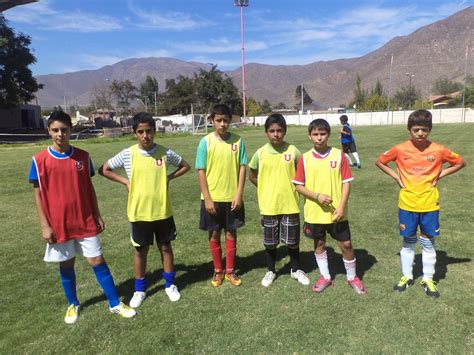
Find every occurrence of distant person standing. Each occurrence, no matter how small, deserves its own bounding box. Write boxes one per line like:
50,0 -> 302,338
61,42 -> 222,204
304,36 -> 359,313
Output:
339,115 -> 361,168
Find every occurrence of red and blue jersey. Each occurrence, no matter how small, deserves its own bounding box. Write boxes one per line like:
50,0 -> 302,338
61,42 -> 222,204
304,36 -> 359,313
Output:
29,146 -> 100,243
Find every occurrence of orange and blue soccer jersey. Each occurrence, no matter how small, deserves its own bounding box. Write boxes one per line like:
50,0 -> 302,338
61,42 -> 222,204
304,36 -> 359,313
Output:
377,140 -> 463,212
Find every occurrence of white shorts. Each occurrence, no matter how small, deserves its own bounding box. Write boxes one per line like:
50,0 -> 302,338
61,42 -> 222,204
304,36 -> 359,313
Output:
44,236 -> 103,262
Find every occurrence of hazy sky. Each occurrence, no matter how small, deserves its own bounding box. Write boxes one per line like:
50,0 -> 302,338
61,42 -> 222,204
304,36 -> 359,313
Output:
3,0 -> 473,75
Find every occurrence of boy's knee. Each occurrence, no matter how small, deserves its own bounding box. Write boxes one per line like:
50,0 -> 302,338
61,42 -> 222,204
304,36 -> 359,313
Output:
338,240 -> 353,251
158,242 -> 173,253
87,255 -> 105,266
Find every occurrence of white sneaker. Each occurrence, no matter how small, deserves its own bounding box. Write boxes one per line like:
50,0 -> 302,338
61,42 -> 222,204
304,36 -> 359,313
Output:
129,291 -> 146,308
290,269 -> 310,285
64,304 -> 80,324
109,302 -> 136,318
165,284 -> 181,302
261,271 -> 277,287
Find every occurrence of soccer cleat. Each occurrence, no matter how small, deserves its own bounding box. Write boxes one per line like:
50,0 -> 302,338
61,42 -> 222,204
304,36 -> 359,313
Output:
165,285 -> 181,302
312,276 -> 333,293
129,291 -> 146,308
421,279 -> 440,298
225,271 -> 242,286
110,302 -> 137,318
290,269 -> 310,285
261,271 -> 277,287
64,304 -> 80,324
357,164 -> 361,169
393,276 -> 414,292
211,271 -> 224,287
347,276 -> 367,295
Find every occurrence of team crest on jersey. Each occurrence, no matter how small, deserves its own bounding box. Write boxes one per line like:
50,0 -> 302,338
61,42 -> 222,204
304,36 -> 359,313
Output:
231,143 -> 238,152
399,223 -> 406,231
330,160 -> 337,168
426,155 -> 435,162
75,161 -> 84,171
284,154 -> 292,161
155,158 -> 163,167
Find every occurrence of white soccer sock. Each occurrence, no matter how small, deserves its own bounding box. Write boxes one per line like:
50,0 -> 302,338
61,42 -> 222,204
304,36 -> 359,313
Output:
420,237 -> 436,281
352,152 -> 361,166
343,258 -> 356,281
400,239 -> 416,279
344,153 -> 354,165
315,251 -> 331,279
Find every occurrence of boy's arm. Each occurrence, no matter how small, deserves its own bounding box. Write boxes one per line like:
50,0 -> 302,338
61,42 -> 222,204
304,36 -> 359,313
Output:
99,162 -> 130,191
433,158 -> 466,186
197,169 -> 216,215
167,159 -> 190,182
375,159 -> 405,188
249,168 -> 258,186
294,185 -> 332,205
33,183 -> 55,243
90,183 -> 105,232
332,182 -> 350,222
231,165 -> 246,211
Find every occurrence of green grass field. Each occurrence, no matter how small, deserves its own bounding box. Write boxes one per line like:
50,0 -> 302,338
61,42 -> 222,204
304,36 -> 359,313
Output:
1,123 -> 473,353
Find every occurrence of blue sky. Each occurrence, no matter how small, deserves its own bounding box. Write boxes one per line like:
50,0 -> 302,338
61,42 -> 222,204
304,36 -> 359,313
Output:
3,0 -> 473,75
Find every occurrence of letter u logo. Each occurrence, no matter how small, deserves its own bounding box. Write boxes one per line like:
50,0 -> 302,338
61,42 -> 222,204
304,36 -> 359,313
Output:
231,144 -> 238,152
284,154 -> 291,161
155,159 -> 163,167
330,160 -> 337,168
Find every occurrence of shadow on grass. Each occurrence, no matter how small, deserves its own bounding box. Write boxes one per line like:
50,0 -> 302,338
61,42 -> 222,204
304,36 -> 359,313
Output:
81,246 -> 377,309
410,250 -> 471,282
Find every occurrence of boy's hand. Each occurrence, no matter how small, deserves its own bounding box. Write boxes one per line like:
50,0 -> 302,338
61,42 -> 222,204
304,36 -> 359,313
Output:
204,198 -> 217,215
42,226 -> 55,244
316,193 -> 332,206
96,217 -> 105,232
231,195 -> 243,211
332,206 -> 344,222
125,180 -> 130,191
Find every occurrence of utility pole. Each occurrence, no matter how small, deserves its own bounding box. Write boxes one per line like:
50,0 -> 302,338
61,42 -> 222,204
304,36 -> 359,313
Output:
387,54 -> 393,124
461,46 -> 469,123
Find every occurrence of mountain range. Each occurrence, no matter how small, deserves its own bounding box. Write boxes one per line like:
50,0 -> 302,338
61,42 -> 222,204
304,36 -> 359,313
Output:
35,6 -> 474,109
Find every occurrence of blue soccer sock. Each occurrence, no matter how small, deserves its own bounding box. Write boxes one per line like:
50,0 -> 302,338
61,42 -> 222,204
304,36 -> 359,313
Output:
92,263 -> 120,308
162,271 -> 176,288
135,277 -> 147,292
59,266 -> 80,306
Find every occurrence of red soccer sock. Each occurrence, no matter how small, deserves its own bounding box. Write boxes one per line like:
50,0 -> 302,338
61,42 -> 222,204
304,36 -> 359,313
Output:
209,239 -> 223,272
225,239 -> 237,273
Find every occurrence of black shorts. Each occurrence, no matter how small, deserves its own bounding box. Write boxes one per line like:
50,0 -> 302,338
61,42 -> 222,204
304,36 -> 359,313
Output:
262,214 -> 300,247
303,220 -> 351,242
199,201 -> 245,231
342,141 -> 357,154
129,217 -> 177,247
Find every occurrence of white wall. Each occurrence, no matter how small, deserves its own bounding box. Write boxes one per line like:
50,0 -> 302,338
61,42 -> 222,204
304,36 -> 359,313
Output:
252,108 -> 474,127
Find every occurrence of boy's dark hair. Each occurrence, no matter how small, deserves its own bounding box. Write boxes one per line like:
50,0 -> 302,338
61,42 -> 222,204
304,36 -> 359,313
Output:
132,112 -> 156,132
407,109 -> 432,130
264,113 -> 287,133
339,115 -> 348,123
308,118 -> 331,135
48,111 -> 72,128
210,104 -> 232,120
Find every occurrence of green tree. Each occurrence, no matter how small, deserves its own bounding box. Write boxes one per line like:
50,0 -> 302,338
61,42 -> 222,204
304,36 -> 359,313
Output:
139,75 -> 159,115
350,74 -> 367,109
246,97 -> 262,117
110,80 -> 137,117
294,85 -> 313,110
260,99 -> 272,114
393,86 -> 420,109
0,15 -> 42,108
161,76 -> 195,115
431,77 -> 463,95
363,94 -> 388,112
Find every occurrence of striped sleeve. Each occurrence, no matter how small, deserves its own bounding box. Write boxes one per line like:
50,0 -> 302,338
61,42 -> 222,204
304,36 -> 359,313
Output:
107,148 -> 132,178
166,148 -> 183,167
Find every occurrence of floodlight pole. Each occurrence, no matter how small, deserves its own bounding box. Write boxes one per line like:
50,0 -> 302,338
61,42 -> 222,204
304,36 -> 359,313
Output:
387,54 -> 393,124
235,0 -> 249,123
461,46 -> 468,123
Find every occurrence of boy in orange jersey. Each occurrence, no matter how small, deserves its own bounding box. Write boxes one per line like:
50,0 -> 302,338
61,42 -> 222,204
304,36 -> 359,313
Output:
196,104 -> 247,287
249,114 -> 309,287
376,109 -> 465,298
294,118 -> 367,295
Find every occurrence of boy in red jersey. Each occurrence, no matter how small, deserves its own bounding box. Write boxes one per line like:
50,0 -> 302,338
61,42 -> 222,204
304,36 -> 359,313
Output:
293,119 -> 367,295
196,104 -> 247,287
29,112 -> 136,323
376,109 -> 465,298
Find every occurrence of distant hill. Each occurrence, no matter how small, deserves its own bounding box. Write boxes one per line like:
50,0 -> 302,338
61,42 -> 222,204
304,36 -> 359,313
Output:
35,6 -> 473,109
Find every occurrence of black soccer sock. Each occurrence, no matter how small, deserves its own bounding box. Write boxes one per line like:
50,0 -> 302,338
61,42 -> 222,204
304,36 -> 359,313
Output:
265,247 -> 277,272
288,246 -> 300,272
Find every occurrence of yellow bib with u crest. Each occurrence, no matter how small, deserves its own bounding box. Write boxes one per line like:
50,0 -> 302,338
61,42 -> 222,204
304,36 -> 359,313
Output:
127,144 -> 171,222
